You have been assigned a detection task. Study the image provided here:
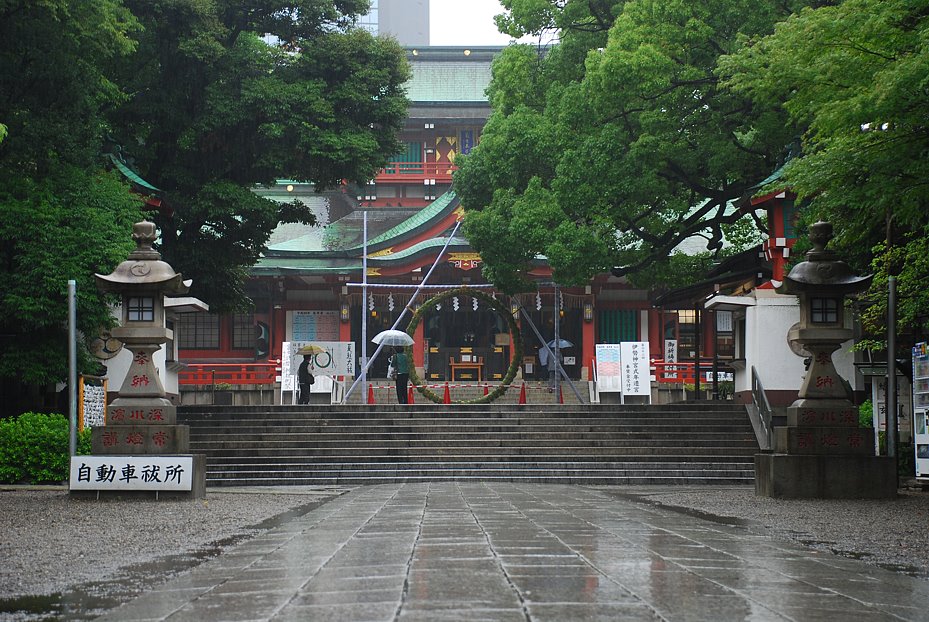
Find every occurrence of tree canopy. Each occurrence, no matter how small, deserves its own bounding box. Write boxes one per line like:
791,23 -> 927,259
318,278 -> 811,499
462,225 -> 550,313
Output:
456,0 -> 814,293
0,0 -> 410,409
720,0 -> 929,341
111,0 -> 410,311
0,0 -> 144,406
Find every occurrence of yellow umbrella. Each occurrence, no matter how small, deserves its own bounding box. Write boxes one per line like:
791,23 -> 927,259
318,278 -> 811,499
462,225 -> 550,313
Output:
296,344 -> 326,355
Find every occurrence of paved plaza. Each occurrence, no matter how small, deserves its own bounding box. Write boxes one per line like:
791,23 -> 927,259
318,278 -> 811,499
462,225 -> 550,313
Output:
97,483 -> 929,621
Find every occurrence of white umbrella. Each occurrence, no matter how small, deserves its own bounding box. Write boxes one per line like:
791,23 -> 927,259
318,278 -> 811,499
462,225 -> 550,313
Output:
372,329 -> 414,347
547,339 -> 574,349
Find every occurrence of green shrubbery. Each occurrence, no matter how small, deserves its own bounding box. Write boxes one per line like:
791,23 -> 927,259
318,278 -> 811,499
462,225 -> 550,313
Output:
0,412 -> 91,484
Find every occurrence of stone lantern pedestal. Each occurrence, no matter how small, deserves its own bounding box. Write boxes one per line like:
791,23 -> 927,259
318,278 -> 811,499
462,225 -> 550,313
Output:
755,222 -> 896,498
70,221 -> 205,498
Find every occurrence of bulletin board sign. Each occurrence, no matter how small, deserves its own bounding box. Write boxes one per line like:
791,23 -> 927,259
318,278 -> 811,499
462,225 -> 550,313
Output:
620,342 -> 651,398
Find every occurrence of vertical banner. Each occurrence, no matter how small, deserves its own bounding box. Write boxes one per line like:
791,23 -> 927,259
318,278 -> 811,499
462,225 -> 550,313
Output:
620,342 -> 651,396
664,339 -> 678,379
595,344 -> 622,392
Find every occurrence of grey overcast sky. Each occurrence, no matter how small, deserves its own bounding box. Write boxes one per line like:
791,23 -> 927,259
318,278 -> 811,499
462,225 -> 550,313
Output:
430,0 -> 518,46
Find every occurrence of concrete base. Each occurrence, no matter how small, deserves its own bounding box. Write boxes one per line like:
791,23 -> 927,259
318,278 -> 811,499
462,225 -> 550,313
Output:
755,453 -> 897,499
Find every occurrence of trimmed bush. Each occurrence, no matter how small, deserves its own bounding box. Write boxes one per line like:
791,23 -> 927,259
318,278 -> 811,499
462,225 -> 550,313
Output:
0,412 -> 91,484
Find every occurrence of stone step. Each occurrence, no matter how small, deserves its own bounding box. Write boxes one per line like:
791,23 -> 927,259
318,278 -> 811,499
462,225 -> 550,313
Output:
180,402 -> 759,486
189,446 -> 758,458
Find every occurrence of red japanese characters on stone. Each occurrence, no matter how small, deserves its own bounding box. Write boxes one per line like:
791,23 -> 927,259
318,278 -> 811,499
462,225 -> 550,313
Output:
148,408 -> 164,421
131,374 -> 150,387
152,431 -> 168,447
125,432 -> 144,445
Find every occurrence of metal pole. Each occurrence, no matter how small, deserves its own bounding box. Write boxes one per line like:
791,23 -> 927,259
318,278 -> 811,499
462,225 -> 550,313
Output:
361,210 -> 368,402
553,283 -> 560,398
68,280 -> 77,457
712,309 -> 719,400
887,276 -> 897,460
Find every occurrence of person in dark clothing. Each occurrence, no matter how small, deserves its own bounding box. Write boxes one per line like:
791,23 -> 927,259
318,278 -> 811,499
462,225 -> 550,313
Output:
297,355 -> 314,404
391,347 -> 410,404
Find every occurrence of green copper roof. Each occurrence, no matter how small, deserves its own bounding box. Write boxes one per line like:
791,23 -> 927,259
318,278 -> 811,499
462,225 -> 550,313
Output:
406,62 -> 492,102
360,191 -> 458,249
107,154 -> 160,192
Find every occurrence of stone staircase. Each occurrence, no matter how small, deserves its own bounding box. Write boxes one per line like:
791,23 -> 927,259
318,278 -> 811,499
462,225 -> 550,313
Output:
179,402 -> 759,487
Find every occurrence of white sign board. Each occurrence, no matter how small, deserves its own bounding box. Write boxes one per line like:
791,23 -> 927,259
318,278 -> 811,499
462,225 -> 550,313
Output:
70,456 -> 193,491
716,310 -> 733,332
620,342 -> 651,396
282,341 -> 356,391
664,339 -> 678,379
595,344 -> 622,392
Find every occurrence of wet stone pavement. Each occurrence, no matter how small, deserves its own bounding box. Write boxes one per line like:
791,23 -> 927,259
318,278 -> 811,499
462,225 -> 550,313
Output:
97,483 -> 929,621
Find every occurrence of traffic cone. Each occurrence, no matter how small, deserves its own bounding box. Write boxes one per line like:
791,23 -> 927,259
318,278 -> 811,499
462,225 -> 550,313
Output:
518,382 -> 527,405
443,382 -> 451,404
408,385 -> 415,404
367,384 -> 375,404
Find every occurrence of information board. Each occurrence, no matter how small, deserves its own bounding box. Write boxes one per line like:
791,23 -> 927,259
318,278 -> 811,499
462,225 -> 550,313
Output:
282,341 -> 356,391
595,344 -> 622,392
620,342 -> 651,397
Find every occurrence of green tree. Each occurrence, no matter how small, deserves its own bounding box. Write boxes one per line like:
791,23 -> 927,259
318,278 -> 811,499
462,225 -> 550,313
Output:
111,0 -> 411,311
0,1 -> 143,412
720,0 -> 929,341
457,0 -> 814,293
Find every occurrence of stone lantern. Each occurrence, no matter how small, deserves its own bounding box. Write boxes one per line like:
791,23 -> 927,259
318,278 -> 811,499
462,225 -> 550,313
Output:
78,221 -> 205,497
755,221 -> 896,498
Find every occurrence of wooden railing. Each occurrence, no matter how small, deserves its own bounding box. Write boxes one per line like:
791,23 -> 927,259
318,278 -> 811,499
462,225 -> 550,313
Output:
178,362 -> 279,386
652,359 -> 727,384
376,161 -> 457,182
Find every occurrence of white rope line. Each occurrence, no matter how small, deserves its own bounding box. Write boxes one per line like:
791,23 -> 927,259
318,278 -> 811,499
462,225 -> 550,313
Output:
345,283 -> 496,289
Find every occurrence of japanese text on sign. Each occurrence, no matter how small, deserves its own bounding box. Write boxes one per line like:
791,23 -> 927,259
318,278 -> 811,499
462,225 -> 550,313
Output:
70,456 -> 193,491
620,342 -> 651,396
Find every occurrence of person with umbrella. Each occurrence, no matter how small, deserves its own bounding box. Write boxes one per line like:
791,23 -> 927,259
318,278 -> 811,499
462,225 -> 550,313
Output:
297,355 -> 314,404
389,346 -> 410,404
295,344 -> 324,404
541,339 -> 572,393
373,329 -> 415,405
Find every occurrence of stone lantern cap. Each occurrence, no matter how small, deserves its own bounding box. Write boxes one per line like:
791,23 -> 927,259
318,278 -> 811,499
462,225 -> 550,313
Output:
95,221 -> 191,295
776,221 -> 871,296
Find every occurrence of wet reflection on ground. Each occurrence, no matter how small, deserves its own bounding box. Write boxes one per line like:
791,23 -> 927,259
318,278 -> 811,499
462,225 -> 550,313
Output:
6,484 -> 929,621
0,499 -> 328,621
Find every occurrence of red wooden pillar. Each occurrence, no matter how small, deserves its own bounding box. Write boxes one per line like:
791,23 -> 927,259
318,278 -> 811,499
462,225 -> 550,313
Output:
648,308 -> 662,356
582,310 -> 595,381
413,318 -> 425,369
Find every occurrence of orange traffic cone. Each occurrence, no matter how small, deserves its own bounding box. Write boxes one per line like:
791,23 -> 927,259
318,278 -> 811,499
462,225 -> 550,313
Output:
408,385 -> 415,404
443,382 -> 451,404
518,382 -> 527,405
367,384 -> 375,404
